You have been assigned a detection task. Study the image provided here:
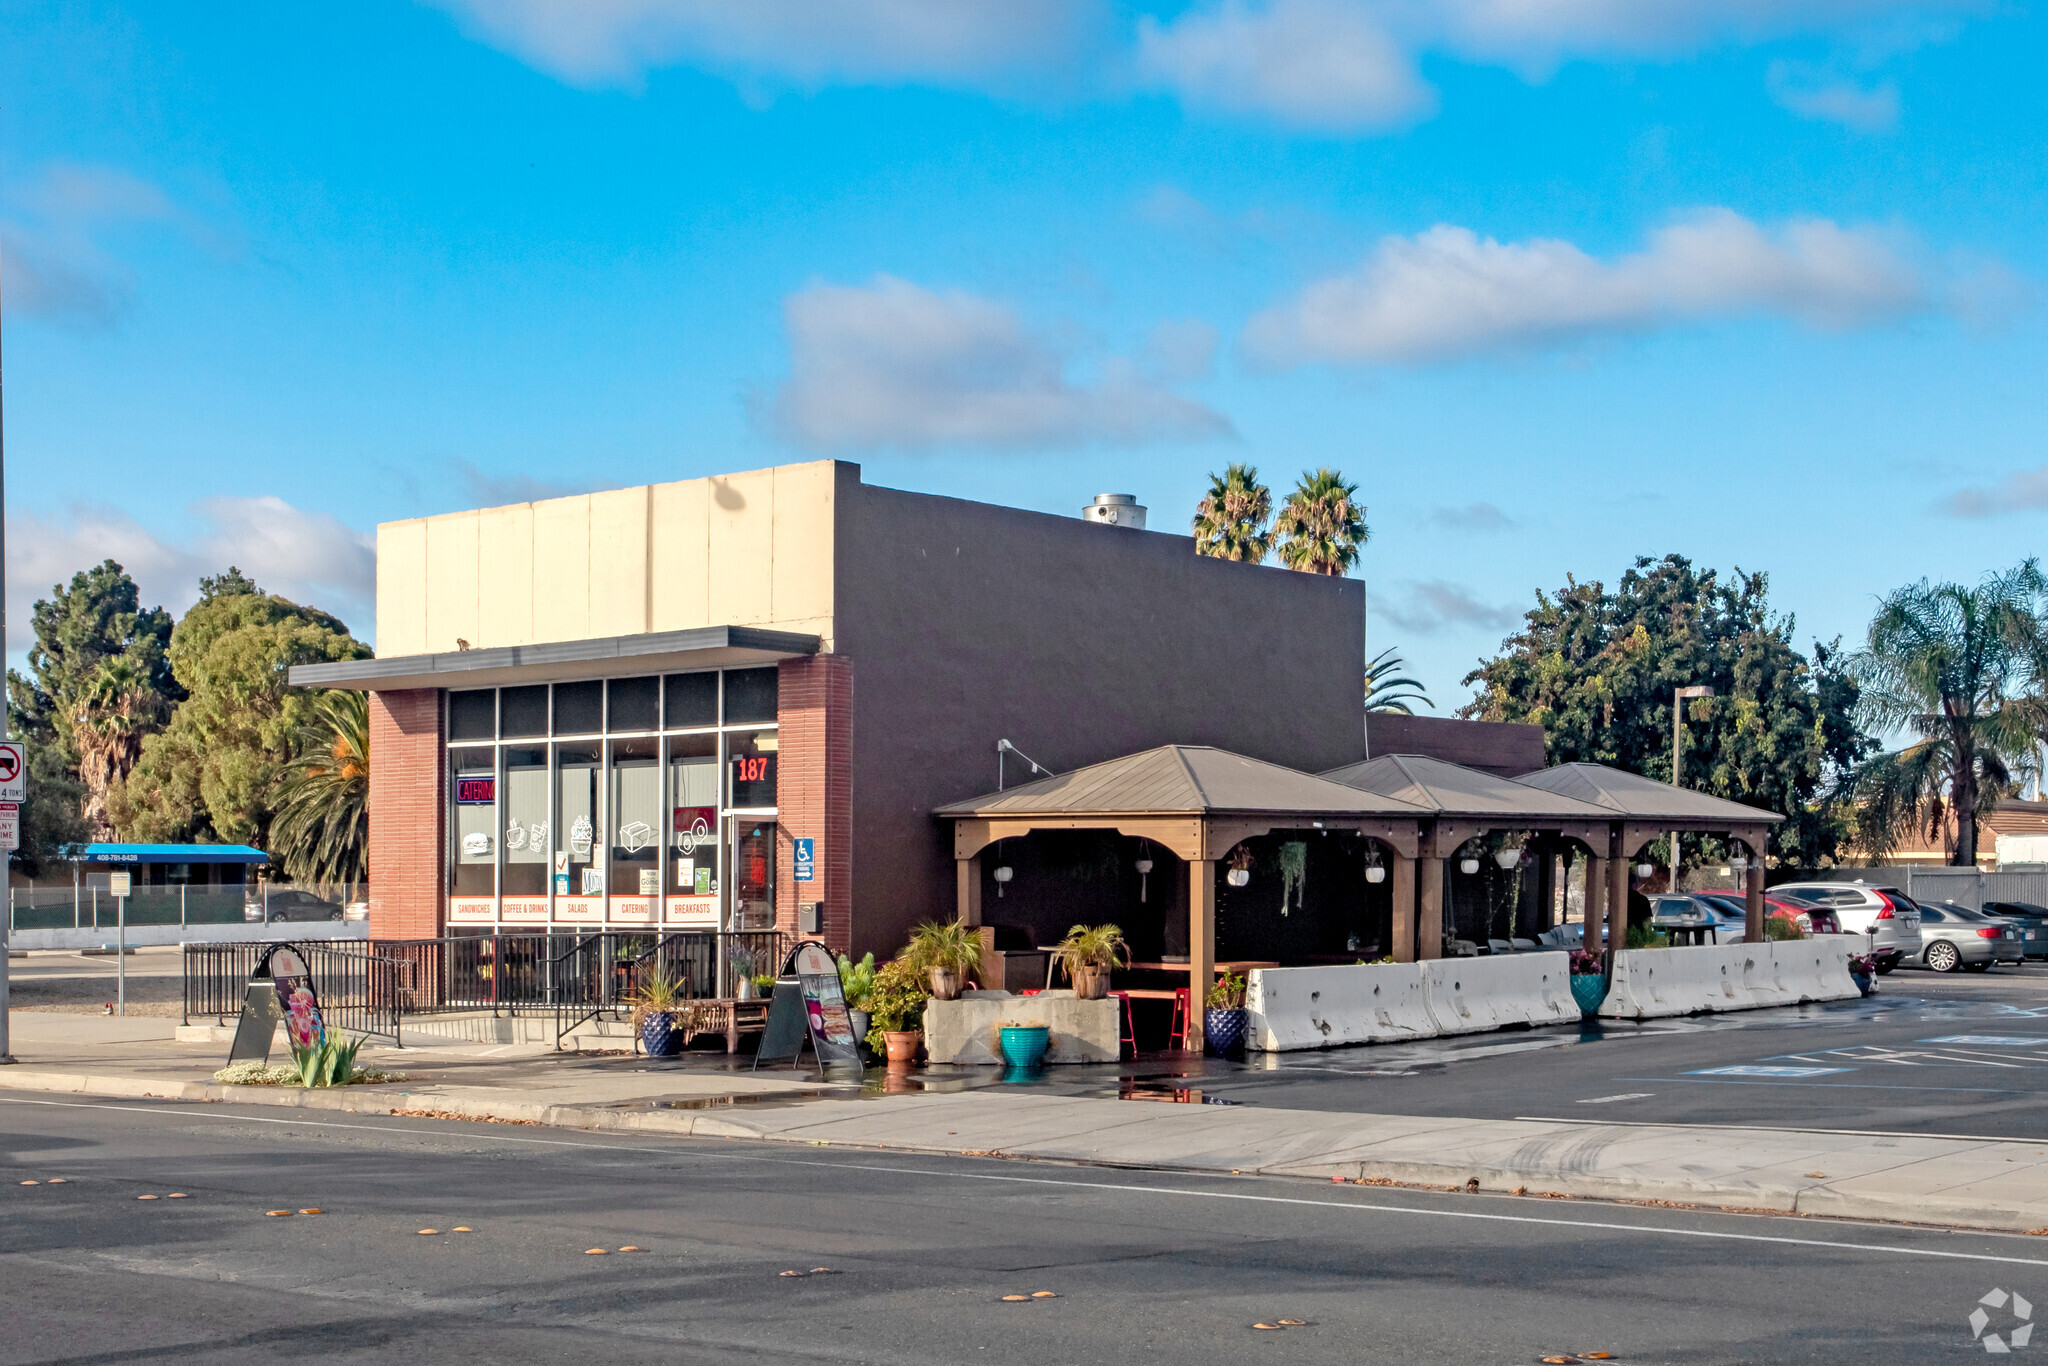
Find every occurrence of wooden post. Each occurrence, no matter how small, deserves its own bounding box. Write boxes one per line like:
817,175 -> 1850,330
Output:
1745,840 -> 1765,943
1417,841 -> 1444,961
1539,852 -> 1559,934
1186,859 -> 1216,1054
1390,851 -> 1416,963
1608,832 -> 1630,959
1582,852 -> 1606,953
956,854 -> 982,928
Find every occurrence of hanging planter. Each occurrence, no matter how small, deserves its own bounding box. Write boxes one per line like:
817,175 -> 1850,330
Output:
1277,841 -> 1307,916
1226,845 -> 1254,888
1459,857 -> 1481,876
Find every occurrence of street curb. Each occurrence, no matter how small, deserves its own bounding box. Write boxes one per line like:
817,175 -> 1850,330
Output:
3,1067 -> 2042,1236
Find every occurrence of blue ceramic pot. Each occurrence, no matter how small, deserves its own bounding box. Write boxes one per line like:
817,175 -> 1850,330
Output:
1850,970 -> 1875,998
1569,973 -> 1609,1018
1205,1007 -> 1248,1056
641,1012 -> 683,1057
999,1024 -> 1050,1069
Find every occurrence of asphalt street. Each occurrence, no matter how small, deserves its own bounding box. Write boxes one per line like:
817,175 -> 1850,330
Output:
7,1092 -> 2048,1365
940,966 -> 2048,1141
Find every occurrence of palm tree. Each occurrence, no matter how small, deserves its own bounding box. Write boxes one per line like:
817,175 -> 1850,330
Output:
1365,648 -> 1433,714
1191,463 -> 1273,563
1849,561 -> 2048,866
71,659 -> 165,840
1275,468 -> 1367,576
272,690 -> 369,896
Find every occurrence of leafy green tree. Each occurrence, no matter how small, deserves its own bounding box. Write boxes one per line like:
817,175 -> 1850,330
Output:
1462,554 -> 1873,866
271,689 -> 369,893
1192,463 -> 1273,563
1365,647 -> 1432,714
7,559 -> 177,759
111,581 -> 371,848
1848,561 -> 2048,866
13,746 -> 90,877
1275,468 -> 1367,576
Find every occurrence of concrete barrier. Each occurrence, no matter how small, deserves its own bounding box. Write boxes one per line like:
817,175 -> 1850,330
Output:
1421,954 -> 1577,1035
1768,938 -> 1860,1004
1601,943 -> 1754,1019
1246,962 -> 1434,1051
922,990 -> 1119,1065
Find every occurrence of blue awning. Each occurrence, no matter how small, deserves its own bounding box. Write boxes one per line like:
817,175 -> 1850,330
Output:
73,843 -> 269,865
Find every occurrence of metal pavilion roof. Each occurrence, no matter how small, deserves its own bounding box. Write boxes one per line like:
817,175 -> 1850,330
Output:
933,745 -> 1433,821
1512,762 -> 1784,826
1322,752 -> 1615,821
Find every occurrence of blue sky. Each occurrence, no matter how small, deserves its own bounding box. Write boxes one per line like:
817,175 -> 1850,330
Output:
3,1 -> 2044,707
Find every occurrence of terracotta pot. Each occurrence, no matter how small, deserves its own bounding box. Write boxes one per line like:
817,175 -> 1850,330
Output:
1072,964 -> 1111,1000
928,966 -> 962,1001
883,1029 -> 923,1063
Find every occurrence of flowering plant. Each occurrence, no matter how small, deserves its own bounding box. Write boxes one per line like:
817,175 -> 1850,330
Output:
1567,948 -> 1604,976
1848,953 -> 1878,977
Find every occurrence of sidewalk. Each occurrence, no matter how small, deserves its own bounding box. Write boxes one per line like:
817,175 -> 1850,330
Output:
8,1010 -> 2048,1234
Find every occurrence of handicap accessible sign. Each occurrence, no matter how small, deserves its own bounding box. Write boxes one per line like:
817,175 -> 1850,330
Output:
794,838 -> 815,882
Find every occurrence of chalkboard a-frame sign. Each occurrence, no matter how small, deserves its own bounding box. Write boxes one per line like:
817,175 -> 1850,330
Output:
753,942 -> 863,1071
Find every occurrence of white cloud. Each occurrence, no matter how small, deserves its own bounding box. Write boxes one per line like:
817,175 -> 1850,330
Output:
1377,578 -> 1522,634
1942,467 -> 2048,519
1245,208 -> 1945,366
1136,0 -> 1433,133
7,498 -> 377,649
0,163 -> 179,325
1767,60 -> 1899,131
1142,318 -> 1221,382
1428,502 -> 1516,531
768,274 -> 1234,451
428,0 -> 1099,91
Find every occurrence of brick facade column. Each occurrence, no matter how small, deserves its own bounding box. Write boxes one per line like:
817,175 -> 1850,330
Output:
368,689 -> 444,941
775,655 -> 853,952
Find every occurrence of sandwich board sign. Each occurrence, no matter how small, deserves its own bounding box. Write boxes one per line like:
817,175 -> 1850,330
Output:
753,941 -> 862,1071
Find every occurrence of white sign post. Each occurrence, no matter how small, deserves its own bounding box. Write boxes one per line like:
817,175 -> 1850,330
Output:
110,871 -> 131,1016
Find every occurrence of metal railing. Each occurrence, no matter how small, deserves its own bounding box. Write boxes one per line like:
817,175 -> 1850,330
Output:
182,940 -> 405,1044
183,930 -> 793,1050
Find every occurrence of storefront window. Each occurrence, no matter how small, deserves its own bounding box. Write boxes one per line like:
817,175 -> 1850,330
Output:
665,671 -> 717,728
668,733 -> 719,894
501,686 -> 548,739
724,667 -> 778,724
450,749 -> 497,895
501,746 -> 549,896
554,743 -> 602,895
609,737 -> 660,896
450,671 -> 780,925
608,676 -> 659,733
554,681 -> 603,736
449,689 -> 495,742
729,729 -> 778,809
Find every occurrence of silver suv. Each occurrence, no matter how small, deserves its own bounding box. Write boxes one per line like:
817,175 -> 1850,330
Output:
1769,882 -> 1922,973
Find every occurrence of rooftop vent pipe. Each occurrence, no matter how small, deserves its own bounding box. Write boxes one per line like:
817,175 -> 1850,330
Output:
1082,493 -> 1146,529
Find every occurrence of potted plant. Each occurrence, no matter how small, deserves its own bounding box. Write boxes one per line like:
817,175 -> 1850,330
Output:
865,958 -> 930,1062
1567,947 -> 1608,1018
837,951 -> 877,1043
1204,970 -> 1248,1057
752,972 -> 779,998
627,965 -> 688,1057
906,919 -> 982,1001
729,944 -> 758,999
1848,951 -> 1878,997
1053,923 -> 1127,1000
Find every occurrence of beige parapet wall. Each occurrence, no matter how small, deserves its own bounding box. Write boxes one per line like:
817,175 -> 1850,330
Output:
1246,941 -> 1859,1052
376,459 -> 841,658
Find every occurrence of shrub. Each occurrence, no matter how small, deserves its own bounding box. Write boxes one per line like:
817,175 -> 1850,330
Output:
289,1035 -> 365,1087
1764,913 -> 1806,941
864,958 -> 931,1051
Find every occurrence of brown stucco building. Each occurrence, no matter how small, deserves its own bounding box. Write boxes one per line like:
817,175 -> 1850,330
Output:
292,460 -> 1370,958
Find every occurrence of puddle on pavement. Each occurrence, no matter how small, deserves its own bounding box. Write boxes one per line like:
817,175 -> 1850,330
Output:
610,1089 -> 849,1110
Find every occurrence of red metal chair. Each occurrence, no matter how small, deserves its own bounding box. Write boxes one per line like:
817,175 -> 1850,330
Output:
1107,991 -> 1138,1059
1167,987 -> 1190,1051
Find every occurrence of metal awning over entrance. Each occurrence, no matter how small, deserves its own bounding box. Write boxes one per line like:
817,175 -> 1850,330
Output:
286,624 -> 819,692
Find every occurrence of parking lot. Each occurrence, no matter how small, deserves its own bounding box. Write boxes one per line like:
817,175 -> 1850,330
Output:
1016,965 -> 2048,1138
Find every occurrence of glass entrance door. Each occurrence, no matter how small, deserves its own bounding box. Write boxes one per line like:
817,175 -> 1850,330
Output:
730,819 -> 777,932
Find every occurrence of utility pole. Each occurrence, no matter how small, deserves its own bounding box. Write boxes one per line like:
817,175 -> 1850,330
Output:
1,242 -> 13,1065
1672,685 -> 1715,896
